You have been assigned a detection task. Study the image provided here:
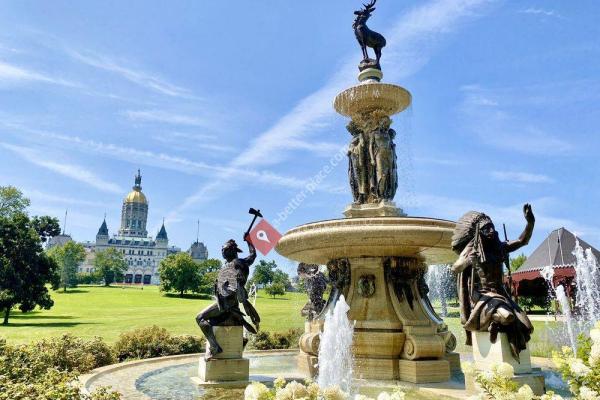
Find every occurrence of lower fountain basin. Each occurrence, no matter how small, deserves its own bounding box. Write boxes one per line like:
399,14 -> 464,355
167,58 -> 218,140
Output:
275,216 -> 457,265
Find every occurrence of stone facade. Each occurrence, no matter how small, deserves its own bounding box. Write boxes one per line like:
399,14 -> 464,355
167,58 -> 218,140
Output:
91,171 -> 168,285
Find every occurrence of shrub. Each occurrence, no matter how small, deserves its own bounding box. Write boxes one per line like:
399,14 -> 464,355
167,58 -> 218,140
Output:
0,337 -> 120,400
31,334 -> 115,373
77,272 -> 101,285
248,329 -> 302,351
114,325 -> 204,362
265,282 -> 286,298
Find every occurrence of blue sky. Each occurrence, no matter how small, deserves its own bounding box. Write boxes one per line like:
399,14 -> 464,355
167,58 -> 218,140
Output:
1,0 -> 599,274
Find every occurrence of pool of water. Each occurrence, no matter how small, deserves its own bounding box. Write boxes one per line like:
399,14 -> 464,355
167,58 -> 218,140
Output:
134,353 -> 571,400
136,354 -> 300,400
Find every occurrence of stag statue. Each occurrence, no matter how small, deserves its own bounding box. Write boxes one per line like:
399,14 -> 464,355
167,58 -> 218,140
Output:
353,0 -> 387,69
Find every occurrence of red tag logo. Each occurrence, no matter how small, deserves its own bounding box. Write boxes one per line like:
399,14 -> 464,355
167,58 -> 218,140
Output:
249,219 -> 282,256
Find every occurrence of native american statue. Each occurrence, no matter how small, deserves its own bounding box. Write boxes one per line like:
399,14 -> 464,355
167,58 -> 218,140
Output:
195,236 -> 260,359
451,204 -> 535,360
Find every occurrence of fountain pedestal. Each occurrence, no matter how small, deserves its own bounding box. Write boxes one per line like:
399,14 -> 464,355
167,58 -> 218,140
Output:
465,332 -> 545,395
191,326 -> 250,387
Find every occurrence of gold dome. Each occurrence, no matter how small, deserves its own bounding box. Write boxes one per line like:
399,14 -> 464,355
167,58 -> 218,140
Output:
124,189 -> 148,204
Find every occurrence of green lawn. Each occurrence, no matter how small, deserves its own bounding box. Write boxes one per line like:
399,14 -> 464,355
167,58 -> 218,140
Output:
0,285 -> 308,344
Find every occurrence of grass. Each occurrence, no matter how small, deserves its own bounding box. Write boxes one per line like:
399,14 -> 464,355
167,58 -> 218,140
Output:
0,285 -> 308,344
1,286 -> 563,358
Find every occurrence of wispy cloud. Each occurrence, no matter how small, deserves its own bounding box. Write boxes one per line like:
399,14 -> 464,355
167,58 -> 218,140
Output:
459,85 -> 575,155
0,60 -> 79,87
68,49 -> 194,98
0,142 -> 123,194
23,189 -> 108,208
491,171 -> 554,184
124,109 -> 209,127
519,8 -> 561,18
167,0 -> 496,219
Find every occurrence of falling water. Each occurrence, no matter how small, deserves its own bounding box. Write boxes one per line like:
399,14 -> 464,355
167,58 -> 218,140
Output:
317,295 -> 354,393
573,239 -> 600,325
540,264 -> 577,351
555,285 -> 576,353
425,265 -> 452,317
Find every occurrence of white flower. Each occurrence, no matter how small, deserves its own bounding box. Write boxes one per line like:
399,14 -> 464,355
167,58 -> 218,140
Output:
244,382 -> 271,400
496,362 -> 515,378
306,383 -> 319,398
462,362 -> 475,375
590,343 -> 600,365
388,390 -> 406,400
515,384 -> 534,400
274,377 -> 287,390
276,381 -> 309,400
321,386 -> 349,400
540,393 -> 564,400
376,393 -> 390,400
570,359 -> 591,378
579,386 -> 599,400
353,395 -> 372,400
590,328 -> 600,344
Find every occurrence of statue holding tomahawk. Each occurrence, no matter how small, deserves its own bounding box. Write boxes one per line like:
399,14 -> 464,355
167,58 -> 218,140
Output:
195,208 -> 263,360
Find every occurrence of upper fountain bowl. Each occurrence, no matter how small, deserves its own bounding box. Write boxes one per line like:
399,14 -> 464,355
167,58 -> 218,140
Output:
275,216 -> 457,265
334,82 -> 412,118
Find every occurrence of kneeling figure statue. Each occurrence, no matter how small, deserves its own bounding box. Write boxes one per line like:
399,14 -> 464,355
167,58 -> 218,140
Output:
195,234 -> 260,359
451,204 -> 535,360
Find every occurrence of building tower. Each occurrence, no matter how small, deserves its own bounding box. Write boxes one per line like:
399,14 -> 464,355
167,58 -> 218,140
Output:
119,169 -> 149,237
96,218 -> 109,245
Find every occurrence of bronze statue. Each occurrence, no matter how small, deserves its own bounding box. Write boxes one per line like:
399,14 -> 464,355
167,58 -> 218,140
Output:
298,263 -> 327,320
369,120 -> 397,200
195,235 -> 260,359
353,0 -> 387,69
347,121 -> 371,203
451,204 -> 535,360
348,118 -> 398,204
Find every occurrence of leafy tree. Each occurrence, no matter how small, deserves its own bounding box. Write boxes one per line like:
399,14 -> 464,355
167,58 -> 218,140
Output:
93,248 -> 128,286
251,260 -> 277,286
0,186 -> 30,217
272,269 -> 291,288
510,253 -> 527,272
265,282 -> 286,299
196,258 -> 221,294
32,215 -> 61,244
47,241 -> 86,291
0,213 -> 59,325
159,253 -> 204,297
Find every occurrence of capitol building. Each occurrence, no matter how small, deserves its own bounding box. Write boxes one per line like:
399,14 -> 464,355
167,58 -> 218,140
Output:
82,170 -> 208,285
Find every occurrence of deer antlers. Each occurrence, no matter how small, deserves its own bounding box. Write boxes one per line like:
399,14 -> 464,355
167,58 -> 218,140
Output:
361,0 -> 377,13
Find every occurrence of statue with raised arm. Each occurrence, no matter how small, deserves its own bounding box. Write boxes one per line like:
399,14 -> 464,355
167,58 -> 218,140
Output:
451,204 -> 535,360
195,234 -> 260,359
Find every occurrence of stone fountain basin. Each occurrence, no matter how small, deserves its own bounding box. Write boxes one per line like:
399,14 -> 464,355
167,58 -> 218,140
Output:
275,216 -> 457,265
334,82 -> 412,117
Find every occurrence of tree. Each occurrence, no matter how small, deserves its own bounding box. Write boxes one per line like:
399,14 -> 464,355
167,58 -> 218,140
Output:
251,260 -> 277,286
510,253 -> 527,272
272,269 -> 291,288
265,282 -> 286,299
0,186 -> 30,217
196,258 -> 222,294
159,253 -> 204,297
32,215 -> 61,244
93,248 -> 128,286
0,213 -> 58,325
47,241 -> 86,291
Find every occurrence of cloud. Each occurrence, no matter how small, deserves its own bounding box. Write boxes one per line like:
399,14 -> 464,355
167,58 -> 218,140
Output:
124,109 -> 209,127
67,49 -> 194,98
167,0 -> 496,218
23,189 -> 108,208
0,60 -> 78,87
519,8 -> 561,18
491,171 -> 554,184
459,85 -> 575,155
0,142 -> 123,194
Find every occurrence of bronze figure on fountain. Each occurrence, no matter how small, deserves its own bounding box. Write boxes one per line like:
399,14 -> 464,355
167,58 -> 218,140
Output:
195,209 -> 263,360
354,0 -> 387,71
451,204 -> 535,360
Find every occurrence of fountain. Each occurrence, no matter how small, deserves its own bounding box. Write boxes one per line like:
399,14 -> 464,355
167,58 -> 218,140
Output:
425,265 -> 453,318
316,295 -> 354,393
573,239 -> 600,325
275,1 -> 458,384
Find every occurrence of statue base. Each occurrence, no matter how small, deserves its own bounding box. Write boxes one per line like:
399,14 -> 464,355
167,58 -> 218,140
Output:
358,67 -> 383,83
194,326 -> 249,384
344,201 -> 406,218
466,331 -> 545,395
